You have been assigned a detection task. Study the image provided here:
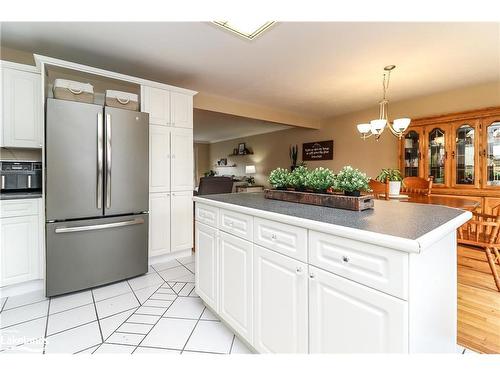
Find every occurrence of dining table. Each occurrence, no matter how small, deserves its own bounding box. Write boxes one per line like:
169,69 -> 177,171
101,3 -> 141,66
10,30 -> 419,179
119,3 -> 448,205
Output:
378,194 -> 480,211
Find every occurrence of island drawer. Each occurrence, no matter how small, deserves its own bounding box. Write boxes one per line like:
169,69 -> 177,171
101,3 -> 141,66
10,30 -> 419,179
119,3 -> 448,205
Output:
195,203 -> 219,228
1,198 -> 39,218
253,217 -> 307,262
309,231 -> 408,300
219,209 -> 253,241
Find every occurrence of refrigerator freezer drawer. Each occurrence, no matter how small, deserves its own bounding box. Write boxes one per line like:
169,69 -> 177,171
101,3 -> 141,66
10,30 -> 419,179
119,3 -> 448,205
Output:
46,214 -> 148,297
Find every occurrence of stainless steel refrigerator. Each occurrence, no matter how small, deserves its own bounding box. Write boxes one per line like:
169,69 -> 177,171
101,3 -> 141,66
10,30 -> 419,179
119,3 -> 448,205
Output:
45,99 -> 149,297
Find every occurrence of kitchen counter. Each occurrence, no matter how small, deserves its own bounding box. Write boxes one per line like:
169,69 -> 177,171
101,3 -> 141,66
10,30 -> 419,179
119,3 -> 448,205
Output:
1,191 -> 42,200
193,192 -> 471,253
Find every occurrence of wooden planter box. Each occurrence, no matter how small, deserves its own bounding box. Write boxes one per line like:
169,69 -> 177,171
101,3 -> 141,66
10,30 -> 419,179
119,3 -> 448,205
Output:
264,189 -> 374,211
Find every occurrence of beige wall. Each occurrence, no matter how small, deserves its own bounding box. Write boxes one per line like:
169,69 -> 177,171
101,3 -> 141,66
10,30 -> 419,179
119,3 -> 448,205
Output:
194,143 -> 211,183
0,45 -> 35,65
209,81 -> 500,187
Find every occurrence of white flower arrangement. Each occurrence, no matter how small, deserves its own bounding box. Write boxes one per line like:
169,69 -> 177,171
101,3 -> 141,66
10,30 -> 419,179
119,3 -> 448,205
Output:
333,165 -> 370,193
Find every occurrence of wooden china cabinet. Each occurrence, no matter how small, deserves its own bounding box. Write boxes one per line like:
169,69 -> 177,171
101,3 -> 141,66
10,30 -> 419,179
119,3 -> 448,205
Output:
399,107 -> 500,213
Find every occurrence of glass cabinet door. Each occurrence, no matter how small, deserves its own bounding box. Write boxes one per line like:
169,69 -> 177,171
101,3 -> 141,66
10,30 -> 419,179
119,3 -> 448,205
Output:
403,130 -> 420,177
454,124 -> 475,185
428,127 -> 447,184
486,121 -> 500,187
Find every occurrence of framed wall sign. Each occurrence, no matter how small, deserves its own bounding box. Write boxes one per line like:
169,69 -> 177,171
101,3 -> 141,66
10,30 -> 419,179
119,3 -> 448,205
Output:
302,140 -> 334,161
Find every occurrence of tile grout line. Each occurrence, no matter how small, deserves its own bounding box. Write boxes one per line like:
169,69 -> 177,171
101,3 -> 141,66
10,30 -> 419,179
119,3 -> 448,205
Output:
73,343 -> 101,354
130,290 -> 180,354
229,334 -> 236,354
42,298 -> 51,354
0,297 -> 8,313
1,296 -> 47,312
90,289 -> 105,343
126,280 -> 142,305
180,306 -> 205,354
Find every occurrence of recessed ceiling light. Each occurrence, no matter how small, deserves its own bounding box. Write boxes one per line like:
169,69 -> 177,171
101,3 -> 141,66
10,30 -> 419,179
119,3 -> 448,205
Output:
212,21 -> 275,40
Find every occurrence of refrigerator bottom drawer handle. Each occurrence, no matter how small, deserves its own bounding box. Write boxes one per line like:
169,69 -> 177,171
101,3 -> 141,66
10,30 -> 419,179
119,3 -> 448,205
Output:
54,218 -> 144,234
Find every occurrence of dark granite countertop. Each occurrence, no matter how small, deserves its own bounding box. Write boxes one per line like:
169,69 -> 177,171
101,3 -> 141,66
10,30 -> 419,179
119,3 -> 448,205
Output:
195,192 -> 469,241
1,192 -> 42,200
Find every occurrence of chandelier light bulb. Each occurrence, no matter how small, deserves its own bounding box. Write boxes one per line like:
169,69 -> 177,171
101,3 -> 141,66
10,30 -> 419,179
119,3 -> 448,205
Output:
393,118 -> 411,132
357,123 -> 371,134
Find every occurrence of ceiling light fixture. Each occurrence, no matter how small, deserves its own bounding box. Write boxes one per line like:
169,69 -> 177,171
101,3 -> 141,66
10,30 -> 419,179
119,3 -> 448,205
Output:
357,65 -> 411,141
212,21 -> 275,40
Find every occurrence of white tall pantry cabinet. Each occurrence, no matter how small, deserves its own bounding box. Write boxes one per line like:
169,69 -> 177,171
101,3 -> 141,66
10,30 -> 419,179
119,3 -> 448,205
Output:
142,86 -> 194,258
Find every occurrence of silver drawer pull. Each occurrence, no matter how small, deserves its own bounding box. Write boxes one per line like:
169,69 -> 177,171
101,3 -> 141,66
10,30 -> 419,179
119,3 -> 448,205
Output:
55,218 -> 144,233
227,221 -> 233,227
342,256 -> 350,263
309,273 -> 315,279
296,267 -> 303,274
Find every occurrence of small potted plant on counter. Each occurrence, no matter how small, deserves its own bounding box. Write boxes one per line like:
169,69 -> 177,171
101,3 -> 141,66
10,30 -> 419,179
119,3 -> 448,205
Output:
288,165 -> 309,191
334,166 -> 370,197
268,168 -> 290,190
376,168 -> 403,197
305,167 -> 335,193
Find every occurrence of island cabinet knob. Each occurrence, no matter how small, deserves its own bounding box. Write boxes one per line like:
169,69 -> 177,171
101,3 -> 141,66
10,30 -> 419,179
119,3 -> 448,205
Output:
342,256 -> 350,263
227,221 -> 233,227
296,266 -> 303,274
309,273 -> 315,279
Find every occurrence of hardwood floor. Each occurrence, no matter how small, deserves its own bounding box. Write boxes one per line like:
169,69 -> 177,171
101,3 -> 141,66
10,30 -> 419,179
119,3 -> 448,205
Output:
458,245 -> 500,354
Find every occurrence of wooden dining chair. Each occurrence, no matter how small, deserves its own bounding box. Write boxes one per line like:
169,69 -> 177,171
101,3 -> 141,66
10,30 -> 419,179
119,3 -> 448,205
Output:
401,176 -> 433,196
457,212 -> 500,292
368,178 -> 389,200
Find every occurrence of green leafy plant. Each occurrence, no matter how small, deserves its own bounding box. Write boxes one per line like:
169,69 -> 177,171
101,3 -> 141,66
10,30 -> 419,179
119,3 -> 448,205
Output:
334,166 -> 370,193
204,170 -> 217,177
305,167 -> 335,192
268,168 -> 290,189
376,168 -> 403,183
289,145 -> 298,167
288,165 -> 309,190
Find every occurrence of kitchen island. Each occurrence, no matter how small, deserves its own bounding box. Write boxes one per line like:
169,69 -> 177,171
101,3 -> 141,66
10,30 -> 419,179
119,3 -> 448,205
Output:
193,192 -> 472,353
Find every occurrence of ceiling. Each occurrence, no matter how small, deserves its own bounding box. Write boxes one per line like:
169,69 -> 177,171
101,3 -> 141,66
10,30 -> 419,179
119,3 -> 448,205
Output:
1,22 -> 499,119
193,109 -> 291,143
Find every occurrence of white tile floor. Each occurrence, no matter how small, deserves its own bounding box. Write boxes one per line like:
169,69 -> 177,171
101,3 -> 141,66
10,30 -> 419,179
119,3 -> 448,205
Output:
0,252 -> 252,354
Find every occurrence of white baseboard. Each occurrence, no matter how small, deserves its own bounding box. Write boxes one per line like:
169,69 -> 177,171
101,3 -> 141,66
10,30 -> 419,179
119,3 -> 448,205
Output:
149,248 -> 192,266
0,279 -> 44,298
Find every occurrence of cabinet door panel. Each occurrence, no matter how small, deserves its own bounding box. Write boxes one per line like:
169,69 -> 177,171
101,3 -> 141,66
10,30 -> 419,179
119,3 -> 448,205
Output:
171,128 -> 193,191
195,222 -> 218,312
149,193 -> 171,257
143,86 -> 170,125
171,191 -> 193,252
253,245 -> 308,353
483,118 -> 500,188
1,215 -> 39,286
426,125 -> 450,186
451,121 -> 479,188
171,92 -> 193,128
401,129 -> 423,178
219,232 -> 253,343
2,67 -> 42,148
309,266 -> 408,353
149,125 -> 170,192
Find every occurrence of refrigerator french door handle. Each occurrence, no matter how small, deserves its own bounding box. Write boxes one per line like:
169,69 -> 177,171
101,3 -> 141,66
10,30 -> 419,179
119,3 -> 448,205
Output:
1,175 -> 5,189
106,113 -> 112,209
28,175 -> 32,188
97,113 -> 103,209
54,218 -> 144,234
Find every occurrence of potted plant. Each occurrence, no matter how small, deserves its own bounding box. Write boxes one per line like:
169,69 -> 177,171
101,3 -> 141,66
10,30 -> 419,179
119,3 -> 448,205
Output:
334,166 -> 370,197
376,168 -> 403,196
288,165 -> 309,191
305,167 -> 335,193
268,168 -> 290,190
289,145 -> 298,171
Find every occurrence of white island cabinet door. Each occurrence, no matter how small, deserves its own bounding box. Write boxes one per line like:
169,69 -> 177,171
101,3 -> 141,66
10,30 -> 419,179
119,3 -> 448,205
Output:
253,245 -> 308,353
219,232 -> 253,344
149,125 -> 171,192
309,265 -> 408,353
149,192 -> 171,257
142,86 -> 170,126
170,92 -> 193,128
195,221 -> 219,312
1,215 -> 39,287
171,191 -> 193,252
2,67 -> 42,148
171,127 -> 193,191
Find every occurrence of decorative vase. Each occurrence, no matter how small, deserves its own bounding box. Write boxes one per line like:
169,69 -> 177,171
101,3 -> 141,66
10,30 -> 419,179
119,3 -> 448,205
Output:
388,181 -> 401,196
344,190 -> 361,197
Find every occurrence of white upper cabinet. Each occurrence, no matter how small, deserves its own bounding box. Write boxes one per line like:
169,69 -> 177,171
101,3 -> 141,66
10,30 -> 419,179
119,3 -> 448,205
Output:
219,232 -> 253,343
2,64 -> 42,148
253,245 -> 308,353
171,127 -> 194,191
170,92 -> 193,128
171,191 -> 194,252
149,125 -> 171,192
309,265 -> 408,353
149,192 -> 171,257
143,86 -> 171,126
195,221 -> 219,312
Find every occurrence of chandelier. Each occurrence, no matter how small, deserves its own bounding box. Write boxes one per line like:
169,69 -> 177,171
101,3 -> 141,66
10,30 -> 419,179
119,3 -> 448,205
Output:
357,65 -> 411,140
